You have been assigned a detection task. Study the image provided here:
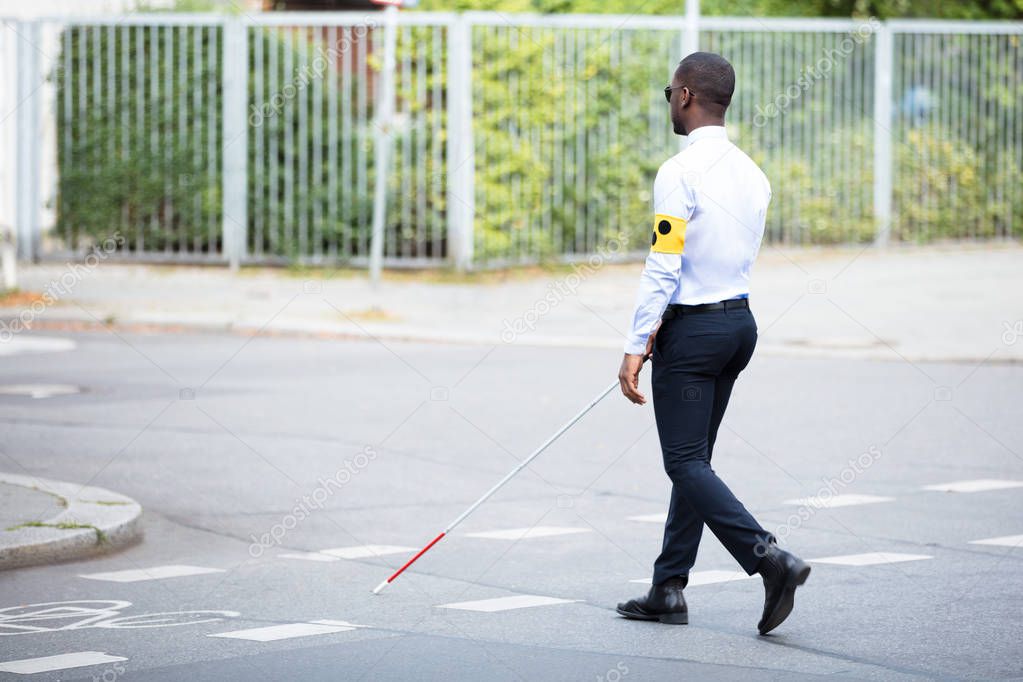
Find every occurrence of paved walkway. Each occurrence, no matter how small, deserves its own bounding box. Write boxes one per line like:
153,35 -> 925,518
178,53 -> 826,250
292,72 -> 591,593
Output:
0,473 -> 142,569
5,242 -> 1021,363
0,481 -> 63,530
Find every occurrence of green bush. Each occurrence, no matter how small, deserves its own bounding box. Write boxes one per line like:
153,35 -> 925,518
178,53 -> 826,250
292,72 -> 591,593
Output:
55,25 -> 223,254
52,11 -> 1022,266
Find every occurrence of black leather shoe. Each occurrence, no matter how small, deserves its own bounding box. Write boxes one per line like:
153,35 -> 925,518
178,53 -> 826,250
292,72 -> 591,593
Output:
616,577 -> 688,624
756,543 -> 810,635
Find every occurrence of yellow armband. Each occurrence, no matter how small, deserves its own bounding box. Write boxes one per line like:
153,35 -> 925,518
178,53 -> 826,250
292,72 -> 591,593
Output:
650,214 -> 686,255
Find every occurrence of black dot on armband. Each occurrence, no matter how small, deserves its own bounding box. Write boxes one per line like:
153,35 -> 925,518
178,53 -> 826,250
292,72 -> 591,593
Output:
658,220 -> 672,235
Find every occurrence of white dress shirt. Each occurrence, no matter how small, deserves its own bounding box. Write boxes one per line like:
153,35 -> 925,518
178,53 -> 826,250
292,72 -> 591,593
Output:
624,125 -> 772,355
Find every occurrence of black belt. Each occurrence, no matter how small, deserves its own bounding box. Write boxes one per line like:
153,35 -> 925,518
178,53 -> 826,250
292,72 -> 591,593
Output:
664,298 -> 749,318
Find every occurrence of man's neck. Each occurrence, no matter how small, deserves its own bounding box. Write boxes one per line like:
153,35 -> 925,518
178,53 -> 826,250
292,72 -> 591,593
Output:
686,118 -> 725,135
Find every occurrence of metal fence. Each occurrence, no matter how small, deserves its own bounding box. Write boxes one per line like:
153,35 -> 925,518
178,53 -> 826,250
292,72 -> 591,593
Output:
2,11 -> 1021,270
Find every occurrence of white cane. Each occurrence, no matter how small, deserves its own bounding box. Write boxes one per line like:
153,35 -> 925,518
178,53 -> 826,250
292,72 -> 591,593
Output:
372,355 -> 651,594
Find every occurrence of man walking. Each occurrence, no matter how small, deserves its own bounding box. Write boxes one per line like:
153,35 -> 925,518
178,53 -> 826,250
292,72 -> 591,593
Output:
615,52 -> 809,635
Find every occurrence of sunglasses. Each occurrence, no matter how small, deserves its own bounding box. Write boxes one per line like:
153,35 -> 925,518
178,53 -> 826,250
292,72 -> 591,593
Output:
664,84 -> 694,103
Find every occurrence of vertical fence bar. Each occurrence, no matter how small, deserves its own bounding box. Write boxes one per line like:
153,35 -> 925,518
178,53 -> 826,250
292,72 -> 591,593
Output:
370,6 -> 397,282
447,13 -> 475,270
15,20 -> 41,260
683,0 -> 699,57
223,17 -> 248,269
872,21 -> 893,246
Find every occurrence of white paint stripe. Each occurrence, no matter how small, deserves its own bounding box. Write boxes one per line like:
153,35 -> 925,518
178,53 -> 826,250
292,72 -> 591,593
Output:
0,383 -> 80,399
922,479 -> 1023,493
308,619 -> 366,628
783,494 -> 894,508
628,569 -> 753,587
0,651 -> 127,674
208,622 -> 355,642
627,513 -> 666,524
319,545 -> 415,559
0,336 -> 76,357
79,565 -> 225,582
969,534 -> 1023,548
278,552 -> 340,562
809,552 -> 932,566
465,526 -> 591,540
437,595 -> 579,612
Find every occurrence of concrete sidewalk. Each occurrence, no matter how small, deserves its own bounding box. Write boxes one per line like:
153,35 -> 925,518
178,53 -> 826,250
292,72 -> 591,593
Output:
0,473 -> 143,570
3,242 -> 1021,363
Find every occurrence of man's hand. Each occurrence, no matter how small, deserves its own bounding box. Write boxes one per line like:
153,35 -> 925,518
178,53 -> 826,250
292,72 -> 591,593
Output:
618,353 -> 647,405
644,324 -> 659,357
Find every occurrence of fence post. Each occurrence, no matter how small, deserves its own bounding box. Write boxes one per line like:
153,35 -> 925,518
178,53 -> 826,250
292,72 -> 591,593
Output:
872,21 -> 893,246
222,17 -> 248,271
15,20 -> 41,261
683,0 -> 700,57
447,14 -> 475,271
370,6 -> 397,284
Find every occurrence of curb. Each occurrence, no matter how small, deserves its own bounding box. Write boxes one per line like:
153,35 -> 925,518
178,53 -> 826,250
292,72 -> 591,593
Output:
6,313 -> 1020,366
0,472 -> 143,570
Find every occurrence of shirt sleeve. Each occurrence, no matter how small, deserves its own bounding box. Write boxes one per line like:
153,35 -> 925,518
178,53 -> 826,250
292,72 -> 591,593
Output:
623,163 -> 696,355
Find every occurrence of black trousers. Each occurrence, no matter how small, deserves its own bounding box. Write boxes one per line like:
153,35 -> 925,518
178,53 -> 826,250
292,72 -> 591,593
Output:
650,303 -> 774,586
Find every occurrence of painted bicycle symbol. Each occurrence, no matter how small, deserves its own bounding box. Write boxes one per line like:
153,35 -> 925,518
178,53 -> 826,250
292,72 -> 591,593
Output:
0,600 -> 239,636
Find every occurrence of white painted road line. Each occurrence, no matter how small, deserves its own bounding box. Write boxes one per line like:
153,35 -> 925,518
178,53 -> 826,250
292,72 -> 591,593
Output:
809,552 -> 932,566
319,545 -> 415,559
79,565 -> 225,583
627,513 -> 667,524
783,494 -> 894,508
437,595 -> 580,612
209,622 -> 357,642
0,651 -> 127,675
922,479 -> 1023,493
969,534 -> 1023,548
465,526 -> 591,540
278,552 -> 340,562
0,336 -> 76,357
629,569 -> 754,587
0,383 -> 81,399
307,619 -> 366,628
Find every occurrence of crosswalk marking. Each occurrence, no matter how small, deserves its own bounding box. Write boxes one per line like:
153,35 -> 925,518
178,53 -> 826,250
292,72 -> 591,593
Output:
627,513 -> 666,524
783,494 -> 894,508
922,479 -> 1023,493
629,569 -> 754,587
208,621 -> 357,642
465,526 -> 591,540
0,336 -> 76,357
969,534 -> 1023,548
809,552 -> 932,566
437,595 -> 579,612
0,651 -> 127,674
278,552 -> 340,562
0,383 -> 80,399
79,565 -> 225,583
319,545 -> 415,559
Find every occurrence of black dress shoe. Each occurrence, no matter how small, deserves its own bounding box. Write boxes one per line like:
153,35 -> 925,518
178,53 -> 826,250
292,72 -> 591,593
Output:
756,543 -> 810,635
616,576 -> 688,625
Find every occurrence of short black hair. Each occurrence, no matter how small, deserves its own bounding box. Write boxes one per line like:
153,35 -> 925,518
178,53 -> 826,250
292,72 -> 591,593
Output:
676,52 -> 735,112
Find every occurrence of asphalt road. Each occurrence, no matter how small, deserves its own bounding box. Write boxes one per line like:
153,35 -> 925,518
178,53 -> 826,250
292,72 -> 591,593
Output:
1,330 -> 1021,681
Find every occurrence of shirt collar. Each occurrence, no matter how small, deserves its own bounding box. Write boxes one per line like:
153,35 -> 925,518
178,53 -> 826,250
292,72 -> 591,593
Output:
685,125 -> 728,145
